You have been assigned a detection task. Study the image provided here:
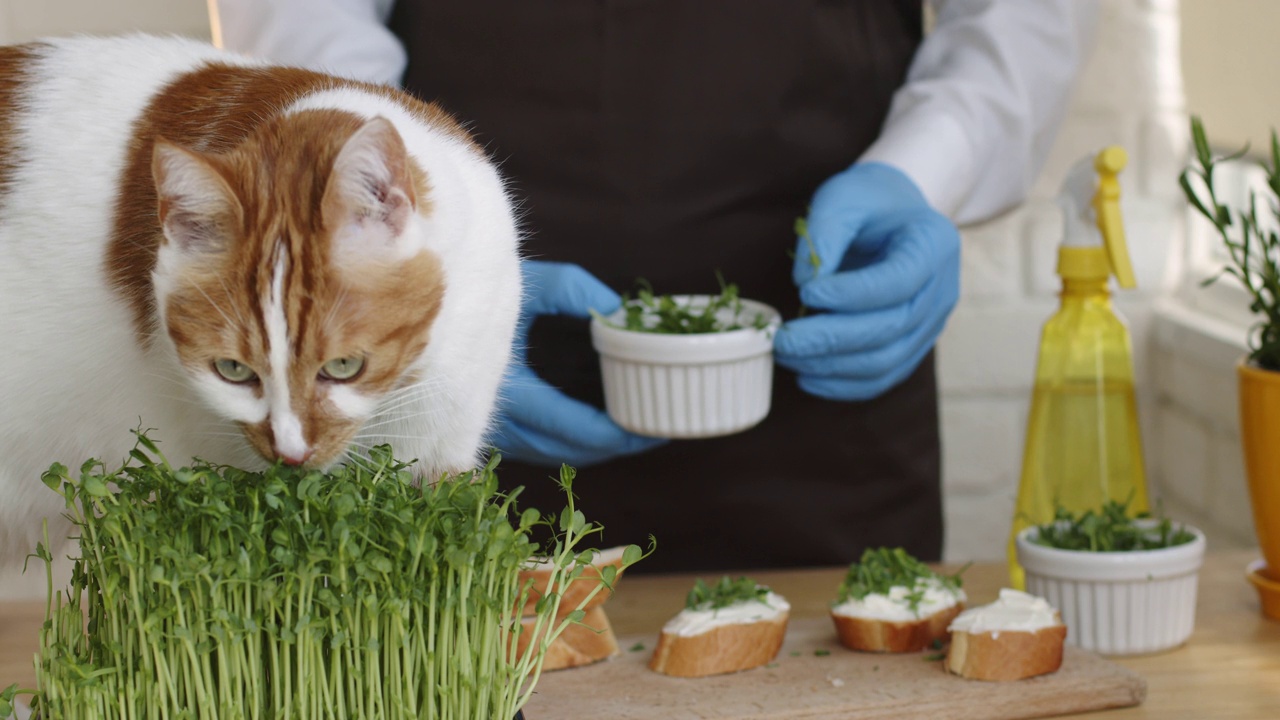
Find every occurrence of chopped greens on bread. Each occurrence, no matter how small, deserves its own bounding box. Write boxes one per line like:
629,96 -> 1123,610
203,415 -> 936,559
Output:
830,548 -> 968,654
835,547 -> 967,614
686,576 -> 773,611
650,576 -> 790,677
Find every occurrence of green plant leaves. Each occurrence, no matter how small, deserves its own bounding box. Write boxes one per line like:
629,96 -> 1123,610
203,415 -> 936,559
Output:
19,431 -> 633,719
1182,116 -> 1280,370
1031,499 -> 1195,552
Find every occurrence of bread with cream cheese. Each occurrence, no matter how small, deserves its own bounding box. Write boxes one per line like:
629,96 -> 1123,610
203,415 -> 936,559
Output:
513,606 -> 620,671
945,589 -> 1066,681
831,603 -> 963,653
829,548 -> 968,653
518,545 -> 627,618
649,581 -> 790,678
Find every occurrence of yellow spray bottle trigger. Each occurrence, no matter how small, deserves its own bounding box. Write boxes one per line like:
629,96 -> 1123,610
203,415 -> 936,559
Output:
1092,146 -> 1137,289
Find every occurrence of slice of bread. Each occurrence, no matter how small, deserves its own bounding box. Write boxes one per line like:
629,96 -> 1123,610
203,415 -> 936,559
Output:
830,603 -> 963,653
518,546 -> 627,619
648,609 -> 788,678
945,590 -> 1066,681
945,623 -> 1067,681
512,605 -> 620,671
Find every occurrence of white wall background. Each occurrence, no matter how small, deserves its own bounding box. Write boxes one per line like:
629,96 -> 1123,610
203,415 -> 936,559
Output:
0,0 -> 208,43
0,1 -> 1271,597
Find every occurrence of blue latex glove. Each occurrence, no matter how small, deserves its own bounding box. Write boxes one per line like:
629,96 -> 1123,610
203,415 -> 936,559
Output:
774,162 -> 961,401
489,261 -> 667,467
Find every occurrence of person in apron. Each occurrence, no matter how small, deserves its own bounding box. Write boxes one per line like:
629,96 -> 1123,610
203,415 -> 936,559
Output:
218,0 -> 1097,572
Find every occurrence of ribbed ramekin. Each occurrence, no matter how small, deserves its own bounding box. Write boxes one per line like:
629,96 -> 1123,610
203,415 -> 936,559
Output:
590,297 -> 781,438
1015,523 -> 1206,655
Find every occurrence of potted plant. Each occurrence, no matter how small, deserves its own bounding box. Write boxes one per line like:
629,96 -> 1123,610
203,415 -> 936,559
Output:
590,278 -> 781,438
1014,501 -> 1205,655
1179,116 -> 1280,619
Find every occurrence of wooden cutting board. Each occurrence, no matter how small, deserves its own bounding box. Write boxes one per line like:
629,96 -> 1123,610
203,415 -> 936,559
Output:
522,618 -> 1146,720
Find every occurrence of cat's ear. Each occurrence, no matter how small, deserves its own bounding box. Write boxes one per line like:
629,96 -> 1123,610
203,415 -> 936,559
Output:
152,140 -> 241,255
322,116 -> 419,261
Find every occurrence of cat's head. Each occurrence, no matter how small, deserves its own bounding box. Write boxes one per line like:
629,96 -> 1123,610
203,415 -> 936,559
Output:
149,111 -> 444,468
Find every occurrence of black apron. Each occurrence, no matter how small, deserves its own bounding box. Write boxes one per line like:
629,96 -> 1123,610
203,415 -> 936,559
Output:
389,0 -> 942,572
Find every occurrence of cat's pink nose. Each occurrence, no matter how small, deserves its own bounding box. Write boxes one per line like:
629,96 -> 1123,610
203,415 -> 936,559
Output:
277,448 -> 314,466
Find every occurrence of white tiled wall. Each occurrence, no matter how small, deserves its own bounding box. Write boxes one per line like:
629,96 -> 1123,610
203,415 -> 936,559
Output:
939,0 -> 1258,561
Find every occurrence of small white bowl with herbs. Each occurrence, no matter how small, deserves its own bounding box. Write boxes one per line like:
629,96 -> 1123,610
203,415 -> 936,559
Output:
590,280 -> 781,439
1015,501 -> 1205,656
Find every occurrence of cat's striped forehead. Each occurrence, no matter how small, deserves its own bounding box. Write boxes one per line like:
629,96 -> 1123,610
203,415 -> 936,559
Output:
102,61 -> 471,342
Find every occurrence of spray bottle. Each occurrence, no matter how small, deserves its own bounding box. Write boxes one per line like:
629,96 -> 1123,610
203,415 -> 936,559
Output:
1007,146 -> 1151,588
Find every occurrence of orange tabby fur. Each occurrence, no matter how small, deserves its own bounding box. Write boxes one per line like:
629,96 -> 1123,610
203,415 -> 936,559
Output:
144,107 -> 447,465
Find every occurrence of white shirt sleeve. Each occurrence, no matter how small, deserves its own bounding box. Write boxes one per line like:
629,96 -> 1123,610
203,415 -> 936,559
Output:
860,0 -> 1100,226
214,0 -> 406,86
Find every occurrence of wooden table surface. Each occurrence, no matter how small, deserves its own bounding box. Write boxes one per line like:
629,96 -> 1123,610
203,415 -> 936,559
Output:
2,550 -> 1277,717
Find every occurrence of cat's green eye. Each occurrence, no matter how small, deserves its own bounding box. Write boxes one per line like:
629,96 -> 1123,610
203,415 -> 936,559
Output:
214,359 -> 257,384
320,356 -> 365,381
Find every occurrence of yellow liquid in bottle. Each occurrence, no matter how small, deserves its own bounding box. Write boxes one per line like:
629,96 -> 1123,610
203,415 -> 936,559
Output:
1008,280 -> 1149,588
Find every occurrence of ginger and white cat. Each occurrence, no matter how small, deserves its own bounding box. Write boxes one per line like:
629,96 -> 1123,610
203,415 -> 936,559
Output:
0,35 -> 522,562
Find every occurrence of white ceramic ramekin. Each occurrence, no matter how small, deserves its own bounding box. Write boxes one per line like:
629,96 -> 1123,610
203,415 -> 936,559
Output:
1015,522 -> 1206,655
589,297 -> 781,438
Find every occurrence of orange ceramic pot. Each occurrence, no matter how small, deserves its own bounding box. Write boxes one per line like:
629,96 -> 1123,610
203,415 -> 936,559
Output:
1238,361 -> 1280,587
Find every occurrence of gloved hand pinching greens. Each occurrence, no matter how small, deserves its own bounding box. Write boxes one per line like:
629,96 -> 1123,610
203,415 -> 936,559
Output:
488,260 -> 667,467
775,162 -> 960,401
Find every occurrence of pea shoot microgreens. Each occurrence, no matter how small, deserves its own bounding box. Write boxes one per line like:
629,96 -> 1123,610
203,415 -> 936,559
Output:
1,432 -> 648,720
595,275 -> 770,334
684,576 -> 772,611
834,548 -> 967,617
1031,500 -> 1195,552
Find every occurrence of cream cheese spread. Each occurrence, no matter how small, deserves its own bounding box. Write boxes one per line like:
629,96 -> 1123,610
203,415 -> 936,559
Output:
948,588 -> 1059,635
830,578 -> 966,622
662,590 -> 790,637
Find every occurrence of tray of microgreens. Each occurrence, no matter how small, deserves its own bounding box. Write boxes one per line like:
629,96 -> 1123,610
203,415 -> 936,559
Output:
0,432 -> 646,720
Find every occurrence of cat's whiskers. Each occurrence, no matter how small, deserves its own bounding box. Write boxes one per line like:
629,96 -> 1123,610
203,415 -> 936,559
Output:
355,415 -> 429,434
217,275 -> 249,327
351,433 -> 431,442
192,281 -> 242,332
370,382 -> 446,416
321,286 -> 350,336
